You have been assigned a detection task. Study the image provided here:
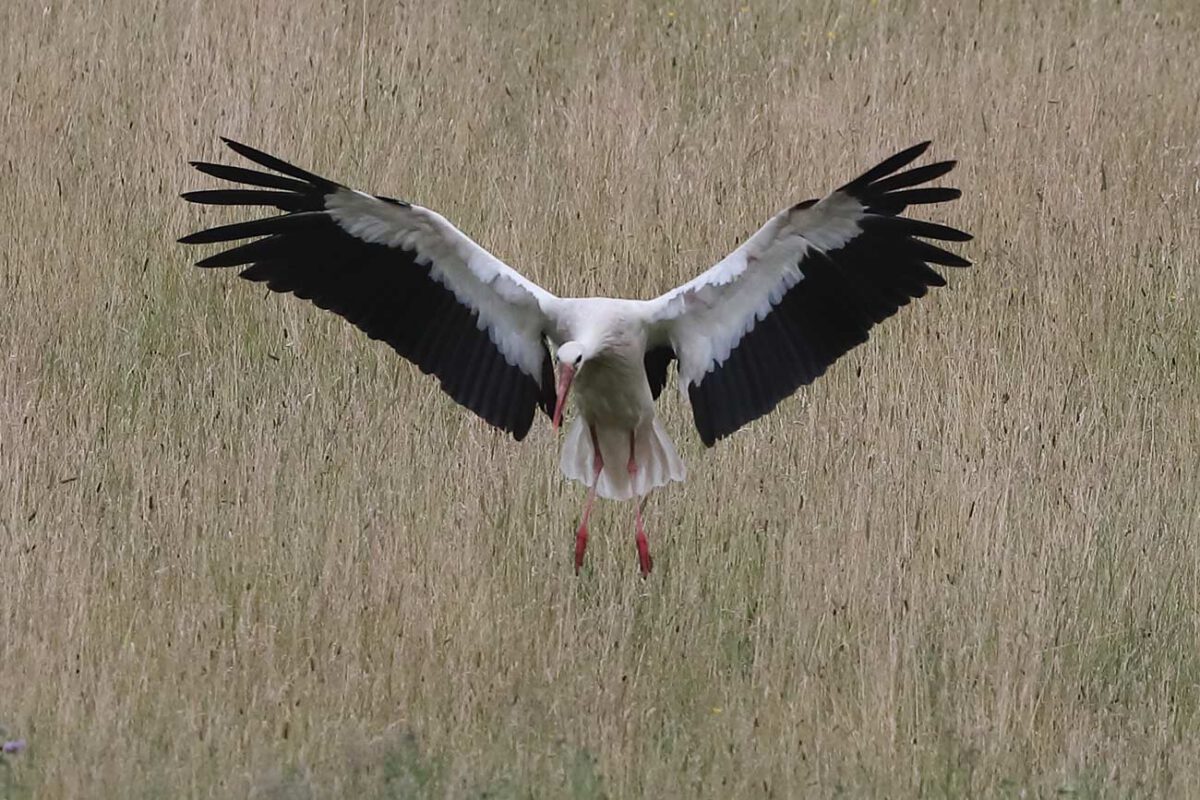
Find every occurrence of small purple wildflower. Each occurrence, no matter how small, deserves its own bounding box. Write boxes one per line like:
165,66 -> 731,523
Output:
1,739 -> 25,755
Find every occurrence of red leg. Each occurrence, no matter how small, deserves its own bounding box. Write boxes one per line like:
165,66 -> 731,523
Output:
628,432 -> 652,577
634,496 -> 652,578
575,425 -> 603,575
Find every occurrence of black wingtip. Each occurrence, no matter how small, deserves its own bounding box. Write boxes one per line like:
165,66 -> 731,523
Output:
845,141 -> 936,191
194,252 -> 230,268
889,140 -> 933,164
218,137 -> 335,189
221,136 -> 266,162
220,135 -> 250,152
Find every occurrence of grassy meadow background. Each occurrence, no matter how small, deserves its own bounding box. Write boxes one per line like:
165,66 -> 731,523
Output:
3,0 -> 1199,796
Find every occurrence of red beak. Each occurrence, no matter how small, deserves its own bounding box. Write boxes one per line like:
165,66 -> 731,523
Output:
552,364 -> 575,430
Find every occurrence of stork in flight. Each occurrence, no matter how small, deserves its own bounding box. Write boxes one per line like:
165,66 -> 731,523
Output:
180,138 -> 971,576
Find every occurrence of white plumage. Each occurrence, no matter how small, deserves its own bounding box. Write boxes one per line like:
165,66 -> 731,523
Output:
181,138 -> 972,575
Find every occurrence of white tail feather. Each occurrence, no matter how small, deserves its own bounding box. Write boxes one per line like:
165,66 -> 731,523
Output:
559,417 -> 686,500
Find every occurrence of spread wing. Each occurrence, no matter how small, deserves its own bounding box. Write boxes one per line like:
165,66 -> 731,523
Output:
180,138 -> 558,440
646,141 -> 972,446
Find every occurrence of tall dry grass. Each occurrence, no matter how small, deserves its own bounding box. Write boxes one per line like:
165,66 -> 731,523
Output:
2,0 -> 1198,797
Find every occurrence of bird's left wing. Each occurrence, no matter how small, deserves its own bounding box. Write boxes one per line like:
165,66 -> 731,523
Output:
645,141 -> 972,446
180,138 -> 558,440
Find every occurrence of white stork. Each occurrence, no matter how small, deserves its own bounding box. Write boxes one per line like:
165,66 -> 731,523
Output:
180,138 -> 971,576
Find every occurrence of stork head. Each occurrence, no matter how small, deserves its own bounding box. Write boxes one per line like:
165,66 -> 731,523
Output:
552,341 -> 586,430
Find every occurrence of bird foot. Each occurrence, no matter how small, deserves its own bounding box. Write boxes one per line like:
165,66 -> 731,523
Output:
635,528 -> 653,578
574,522 -> 589,575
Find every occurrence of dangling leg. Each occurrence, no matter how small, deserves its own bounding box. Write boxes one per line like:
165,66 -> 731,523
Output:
634,495 -> 652,577
575,424 -> 603,575
628,431 -> 653,577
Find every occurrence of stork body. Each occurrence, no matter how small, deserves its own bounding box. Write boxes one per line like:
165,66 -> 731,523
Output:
553,298 -> 655,431
549,299 -> 685,503
180,138 -> 972,576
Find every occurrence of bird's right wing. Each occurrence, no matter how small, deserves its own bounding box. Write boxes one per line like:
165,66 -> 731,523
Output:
180,138 -> 560,440
645,142 -> 972,446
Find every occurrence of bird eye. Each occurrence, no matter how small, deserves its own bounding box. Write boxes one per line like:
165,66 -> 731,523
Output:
574,355 -> 583,366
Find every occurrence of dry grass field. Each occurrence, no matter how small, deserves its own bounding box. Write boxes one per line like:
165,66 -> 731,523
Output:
3,0 -> 1199,797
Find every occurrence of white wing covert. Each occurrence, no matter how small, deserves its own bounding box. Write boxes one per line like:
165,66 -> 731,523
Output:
180,139 -> 558,440
646,142 -> 972,446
